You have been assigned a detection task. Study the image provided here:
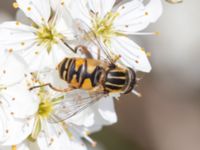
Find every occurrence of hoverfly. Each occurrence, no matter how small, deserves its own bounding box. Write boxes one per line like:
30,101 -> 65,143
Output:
29,19 -> 137,123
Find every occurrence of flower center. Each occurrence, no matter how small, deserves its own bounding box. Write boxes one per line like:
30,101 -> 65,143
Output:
36,25 -> 63,54
28,86 -> 65,141
92,12 -> 120,44
38,100 -> 53,118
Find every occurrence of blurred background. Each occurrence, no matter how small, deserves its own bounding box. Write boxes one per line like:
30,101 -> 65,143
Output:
0,0 -> 200,150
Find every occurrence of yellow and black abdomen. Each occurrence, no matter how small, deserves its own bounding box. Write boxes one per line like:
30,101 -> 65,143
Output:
103,68 -> 128,93
58,58 -> 103,90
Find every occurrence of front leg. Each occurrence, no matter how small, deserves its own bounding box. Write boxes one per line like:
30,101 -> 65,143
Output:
75,45 -> 93,58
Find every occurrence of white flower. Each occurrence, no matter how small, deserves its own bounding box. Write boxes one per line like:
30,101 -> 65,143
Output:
0,50 -> 28,144
0,0 -> 76,71
68,0 -> 163,72
0,70 -> 97,149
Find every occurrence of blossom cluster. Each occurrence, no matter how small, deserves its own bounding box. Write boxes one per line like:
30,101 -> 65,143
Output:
0,0 -> 162,149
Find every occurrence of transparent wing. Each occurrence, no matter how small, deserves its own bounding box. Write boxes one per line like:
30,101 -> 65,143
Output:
73,19 -> 114,63
48,89 -> 105,123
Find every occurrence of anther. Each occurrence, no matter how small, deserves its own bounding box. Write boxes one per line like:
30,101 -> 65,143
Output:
21,42 -> 25,46
5,129 -> 9,134
145,12 -> 149,16
27,7 -> 31,11
61,0 -> 65,5
16,21 -> 20,26
11,145 -> 17,150
12,2 -> 19,9
154,32 -> 160,36
8,48 -> 13,53
132,90 -> 142,97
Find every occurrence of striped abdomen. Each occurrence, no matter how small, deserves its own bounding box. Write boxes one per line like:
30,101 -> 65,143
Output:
104,67 -> 136,94
58,58 -> 103,90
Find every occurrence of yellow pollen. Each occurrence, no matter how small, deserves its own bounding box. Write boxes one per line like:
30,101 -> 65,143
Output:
140,47 -> 145,51
16,21 -> 20,26
35,51 -> 39,55
36,25 -> 63,54
38,100 -> 53,118
61,0 -> 65,5
8,48 -> 13,53
146,52 -> 151,57
41,17 -> 45,22
21,42 -> 25,46
12,2 -> 18,9
12,145 -> 17,150
145,12 -> 149,16
154,32 -> 160,36
92,12 -> 120,44
27,7 -> 31,11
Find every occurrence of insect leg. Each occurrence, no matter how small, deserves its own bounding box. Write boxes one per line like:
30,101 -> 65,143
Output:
97,48 -> 100,60
63,41 -> 77,53
29,83 -> 74,92
74,45 -> 93,58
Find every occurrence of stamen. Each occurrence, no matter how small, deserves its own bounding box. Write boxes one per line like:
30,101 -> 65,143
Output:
27,7 -> 32,11
11,145 -> 17,150
132,90 -> 142,97
83,131 -> 97,147
12,2 -> 18,9
16,21 -> 20,26
8,48 -> 13,53
127,32 -> 160,35
61,0 -> 65,5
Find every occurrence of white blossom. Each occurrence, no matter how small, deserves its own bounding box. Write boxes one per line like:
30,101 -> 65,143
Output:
68,0 -> 163,72
0,0 -> 76,71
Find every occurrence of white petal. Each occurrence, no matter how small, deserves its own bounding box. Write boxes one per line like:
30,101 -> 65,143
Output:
0,51 -> 27,85
109,36 -> 151,72
36,121 -> 59,150
68,109 -> 95,127
16,10 -> 32,25
2,118 -> 34,146
87,0 -> 116,17
54,9 -> 76,41
145,0 -> 163,23
97,97 -> 117,124
2,83 -> 39,119
0,22 -> 36,52
0,142 -> 30,150
114,0 -> 149,33
54,132 -> 86,150
16,0 -> 51,26
68,0 -> 92,27
22,43 -> 75,71
0,104 -> 10,143
36,121 -> 86,150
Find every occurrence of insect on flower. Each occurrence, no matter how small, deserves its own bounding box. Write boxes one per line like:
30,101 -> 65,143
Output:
29,20 -> 138,123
